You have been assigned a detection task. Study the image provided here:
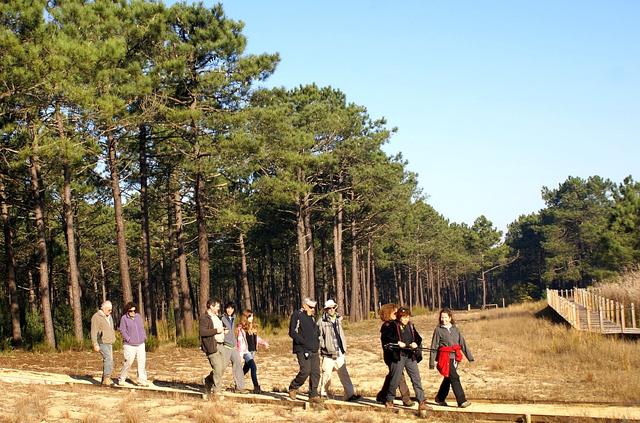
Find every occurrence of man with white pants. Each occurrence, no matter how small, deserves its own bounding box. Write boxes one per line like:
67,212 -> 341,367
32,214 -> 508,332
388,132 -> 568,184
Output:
118,301 -> 149,386
318,299 -> 361,401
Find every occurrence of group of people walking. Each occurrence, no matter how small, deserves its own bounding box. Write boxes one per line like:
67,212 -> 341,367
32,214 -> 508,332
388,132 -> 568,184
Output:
90,297 -> 474,410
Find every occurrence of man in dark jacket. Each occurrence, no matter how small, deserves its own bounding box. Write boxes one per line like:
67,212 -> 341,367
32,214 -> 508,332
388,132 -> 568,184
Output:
200,299 -> 226,395
288,297 -> 322,403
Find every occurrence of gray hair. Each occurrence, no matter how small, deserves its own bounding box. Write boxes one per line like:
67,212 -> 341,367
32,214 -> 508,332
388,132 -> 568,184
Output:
100,300 -> 112,311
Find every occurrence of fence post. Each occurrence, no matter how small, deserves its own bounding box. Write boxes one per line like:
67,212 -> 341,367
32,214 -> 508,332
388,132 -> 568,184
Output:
502,298 -> 505,308
599,307 -> 605,333
586,303 -> 592,331
621,304 -> 626,333
632,303 -> 636,329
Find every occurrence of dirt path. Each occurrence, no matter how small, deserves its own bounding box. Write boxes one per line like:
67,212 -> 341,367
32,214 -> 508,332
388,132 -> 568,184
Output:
1,368 -> 638,422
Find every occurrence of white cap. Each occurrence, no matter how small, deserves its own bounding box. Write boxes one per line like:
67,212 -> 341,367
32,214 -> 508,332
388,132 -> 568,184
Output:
323,299 -> 337,309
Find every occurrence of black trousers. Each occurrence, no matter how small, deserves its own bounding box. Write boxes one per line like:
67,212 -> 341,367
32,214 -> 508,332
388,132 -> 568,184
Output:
376,364 -> 411,402
289,351 -> 320,397
436,358 -> 466,405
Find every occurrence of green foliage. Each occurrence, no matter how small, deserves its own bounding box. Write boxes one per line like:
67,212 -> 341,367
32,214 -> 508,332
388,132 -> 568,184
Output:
56,333 -> 90,352
176,335 -> 200,349
24,310 -> 44,347
145,335 -> 159,352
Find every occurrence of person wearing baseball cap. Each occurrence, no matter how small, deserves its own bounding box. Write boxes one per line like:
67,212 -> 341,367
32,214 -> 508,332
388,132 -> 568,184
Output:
288,297 -> 322,403
318,299 -> 361,402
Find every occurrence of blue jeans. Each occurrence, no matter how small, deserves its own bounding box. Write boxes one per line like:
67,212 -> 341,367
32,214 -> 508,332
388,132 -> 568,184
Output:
99,343 -> 113,378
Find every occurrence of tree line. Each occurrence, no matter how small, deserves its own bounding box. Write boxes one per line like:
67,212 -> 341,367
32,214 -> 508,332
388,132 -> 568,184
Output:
1,1 -> 638,349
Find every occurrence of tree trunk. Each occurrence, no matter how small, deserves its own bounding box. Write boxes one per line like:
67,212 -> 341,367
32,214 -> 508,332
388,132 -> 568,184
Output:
0,179 -> 22,345
349,217 -> 361,322
239,232 -> 251,310
138,125 -> 157,335
332,195 -> 345,311
195,172 -> 210,317
167,182 -> 183,337
100,258 -> 107,304
55,108 -> 84,342
296,200 -> 309,300
28,152 -> 55,348
107,134 -> 133,304
63,161 -> 83,341
303,195 -> 315,298
174,184 -> 193,334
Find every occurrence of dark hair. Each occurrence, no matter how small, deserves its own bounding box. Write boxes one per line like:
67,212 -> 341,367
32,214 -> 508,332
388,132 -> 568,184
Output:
396,306 -> 412,320
439,308 -> 455,325
124,302 -> 136,312
224,302 -> 235,312
206,299 -> 220,309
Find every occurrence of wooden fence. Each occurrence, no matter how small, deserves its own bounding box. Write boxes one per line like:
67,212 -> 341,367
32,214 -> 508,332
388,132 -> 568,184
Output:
546,288 -> 640,334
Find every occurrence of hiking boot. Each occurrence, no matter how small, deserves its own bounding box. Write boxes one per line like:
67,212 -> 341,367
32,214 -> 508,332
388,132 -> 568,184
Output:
434,396 -> 447,406
253,385 -> 262,394
309,396 -> 324,403
288,389 -> 297,400
459,401 -> 471,408
101,376 -> 113,386
418,400 -> 431,411
402,398 -> 415,407
346,394 -> 362,402
203,376 -> 213,394
384,401 -> 395,409
375,394 -> 385,404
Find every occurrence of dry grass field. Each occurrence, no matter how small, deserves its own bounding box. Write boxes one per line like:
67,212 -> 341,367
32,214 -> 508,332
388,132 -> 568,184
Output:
0,301 -> 639,422
595,267 -> 640,307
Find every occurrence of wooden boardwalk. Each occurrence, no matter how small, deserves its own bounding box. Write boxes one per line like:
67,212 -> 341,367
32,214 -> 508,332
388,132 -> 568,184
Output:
547,288 -> 640,334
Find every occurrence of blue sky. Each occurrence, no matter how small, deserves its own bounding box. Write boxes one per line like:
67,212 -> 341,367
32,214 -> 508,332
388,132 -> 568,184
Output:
195,1 -> 640,233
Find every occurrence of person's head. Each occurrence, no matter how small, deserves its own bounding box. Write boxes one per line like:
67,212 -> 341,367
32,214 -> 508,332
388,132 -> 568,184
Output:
240,309 -> 257,334
302,297 -> 317,315
396,306 -> 411,326
323,299 -> 337,316
224,302 -> 235,316
124,301 -> 136,317
100,301 -> 113,315
379,303 -> 398,322
206,299 -> 221,314
439,308 -> 455,325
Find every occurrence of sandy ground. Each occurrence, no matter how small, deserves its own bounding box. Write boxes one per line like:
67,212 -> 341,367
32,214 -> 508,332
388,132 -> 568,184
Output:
1,309 -> 639,422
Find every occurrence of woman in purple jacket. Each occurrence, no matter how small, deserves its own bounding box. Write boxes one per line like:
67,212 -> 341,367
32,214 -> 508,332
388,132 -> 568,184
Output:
118,302 -> 149,386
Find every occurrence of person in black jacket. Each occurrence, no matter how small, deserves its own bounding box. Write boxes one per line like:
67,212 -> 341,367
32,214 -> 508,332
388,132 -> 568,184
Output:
199,299 -> 227,395
381,307 -> 430,413
288,297 -> 323,403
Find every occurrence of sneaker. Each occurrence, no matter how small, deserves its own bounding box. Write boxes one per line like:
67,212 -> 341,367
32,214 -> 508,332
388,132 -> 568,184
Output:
288,389 -> 297,400
459,401 -> 471,408
137,381 -> 150,387
434,396 -> 448,406
253,385 -> 262,394
375,394 -> 385,404
309,396 -> 324,403
384,401 -> 395,409
346,394 -> 362,402
101,377 -> 113,386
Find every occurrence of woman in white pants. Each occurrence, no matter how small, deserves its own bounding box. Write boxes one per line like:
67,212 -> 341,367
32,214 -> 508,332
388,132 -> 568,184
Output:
118,302 -> 148,386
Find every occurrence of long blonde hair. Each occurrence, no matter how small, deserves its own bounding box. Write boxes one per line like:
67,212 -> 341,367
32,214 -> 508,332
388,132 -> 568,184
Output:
239,309 -> 258,335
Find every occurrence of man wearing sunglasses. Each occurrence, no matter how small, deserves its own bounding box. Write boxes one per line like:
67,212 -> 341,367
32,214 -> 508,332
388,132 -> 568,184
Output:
117,301 -> 149,387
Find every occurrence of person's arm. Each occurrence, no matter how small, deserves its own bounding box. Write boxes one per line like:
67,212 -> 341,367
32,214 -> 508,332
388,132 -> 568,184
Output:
288,310 -> 305,344
429,328 -> 440,368
119,316 -> 130,344
459,330 -> 474,362
199,315 -> 217,338
90,314 -> 100,351
410,324 -> 422,349
257,335 -> 269,348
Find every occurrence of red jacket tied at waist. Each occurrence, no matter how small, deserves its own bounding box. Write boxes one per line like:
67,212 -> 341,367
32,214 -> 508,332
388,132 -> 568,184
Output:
436,344 -> 463,377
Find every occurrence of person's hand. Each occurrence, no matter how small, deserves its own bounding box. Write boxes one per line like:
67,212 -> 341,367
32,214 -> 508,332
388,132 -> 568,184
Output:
224,328 -> 230,334
93,345 -> 100,352
410,342 -> 418,349
398,341 -> 406,348
265,343 -> 270,349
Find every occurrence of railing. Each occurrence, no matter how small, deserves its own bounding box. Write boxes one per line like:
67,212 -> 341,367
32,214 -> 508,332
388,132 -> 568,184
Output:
546,288 -> 640,334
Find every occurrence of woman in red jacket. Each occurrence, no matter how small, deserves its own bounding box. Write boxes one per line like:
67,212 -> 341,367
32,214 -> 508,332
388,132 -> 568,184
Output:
428,308 -> 474,408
